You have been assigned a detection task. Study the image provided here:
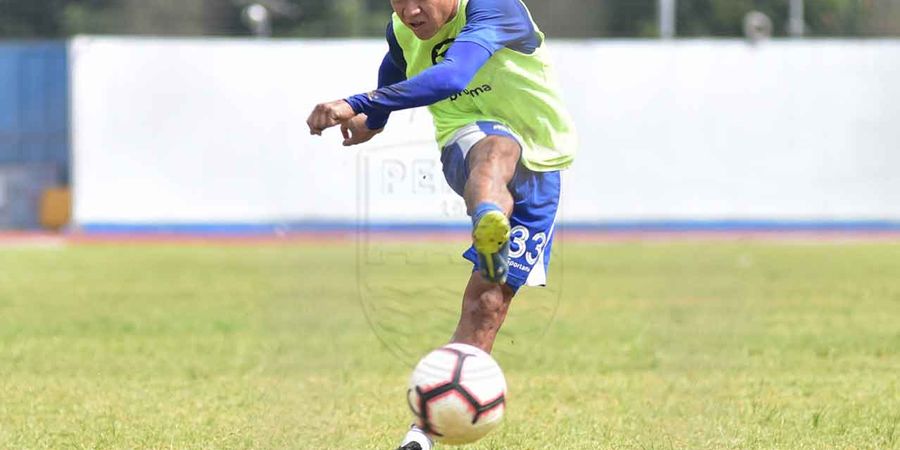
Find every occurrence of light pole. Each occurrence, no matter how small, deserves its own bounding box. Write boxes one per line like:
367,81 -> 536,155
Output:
788,0 -> 805,37
242,3 -> 272,38
659,0 -> 677,39
236,0 -> 301,38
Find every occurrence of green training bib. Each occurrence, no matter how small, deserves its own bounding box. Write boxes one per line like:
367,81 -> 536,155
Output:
391,0 -> 577,171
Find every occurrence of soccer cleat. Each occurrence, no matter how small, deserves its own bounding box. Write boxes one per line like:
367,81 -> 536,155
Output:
397,424 -> 432,450
396,443 -> 422,450
472,209 -> 511,284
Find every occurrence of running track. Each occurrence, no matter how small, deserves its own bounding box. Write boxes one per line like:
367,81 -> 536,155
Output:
2,229 -> 900,246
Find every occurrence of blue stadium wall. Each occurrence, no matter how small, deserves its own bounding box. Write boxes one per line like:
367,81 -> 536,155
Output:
0,41 -> 69,229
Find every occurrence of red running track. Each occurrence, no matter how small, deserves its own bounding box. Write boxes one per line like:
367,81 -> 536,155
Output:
2,230 -> 900,246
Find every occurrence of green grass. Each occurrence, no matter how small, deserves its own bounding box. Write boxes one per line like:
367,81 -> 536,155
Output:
0,239 -> 899,449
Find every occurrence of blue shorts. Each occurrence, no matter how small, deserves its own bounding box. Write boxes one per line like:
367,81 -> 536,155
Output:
440,121 -> 561,292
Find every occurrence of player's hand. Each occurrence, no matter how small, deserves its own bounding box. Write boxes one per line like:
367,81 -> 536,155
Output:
307,100 -> 356,136
340,114 -> 383,146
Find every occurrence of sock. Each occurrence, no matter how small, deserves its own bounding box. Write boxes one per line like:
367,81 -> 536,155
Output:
471,202 -> 502,226
400,424 -> 433,450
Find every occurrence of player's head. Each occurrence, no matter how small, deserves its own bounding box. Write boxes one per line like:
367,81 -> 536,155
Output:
391,0 -> 459,40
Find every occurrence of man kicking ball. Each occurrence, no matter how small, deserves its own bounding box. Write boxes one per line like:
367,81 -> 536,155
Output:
306,0 -> 577,447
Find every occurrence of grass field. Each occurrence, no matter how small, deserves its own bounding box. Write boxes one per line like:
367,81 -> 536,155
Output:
1,238 -> 898,449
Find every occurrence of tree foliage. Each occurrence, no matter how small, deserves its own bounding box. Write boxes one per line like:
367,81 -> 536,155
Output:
0,0 -> 896,39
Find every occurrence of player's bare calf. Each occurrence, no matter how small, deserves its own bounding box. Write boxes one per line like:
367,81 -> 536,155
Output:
451,272 -> 515,353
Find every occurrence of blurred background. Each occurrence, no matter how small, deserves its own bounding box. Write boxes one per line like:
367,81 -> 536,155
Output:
1,0 -> 900,38
0,0 -> 898,232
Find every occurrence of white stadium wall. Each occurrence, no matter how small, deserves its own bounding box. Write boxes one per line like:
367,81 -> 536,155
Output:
70,37 -> 900,231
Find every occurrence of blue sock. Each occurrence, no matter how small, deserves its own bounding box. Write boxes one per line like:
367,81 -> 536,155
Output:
471,202 -> 502,225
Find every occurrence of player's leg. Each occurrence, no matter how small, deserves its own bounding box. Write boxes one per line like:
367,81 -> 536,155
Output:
451,272 -> 516,353
398,123 -> 557,450
454,158 -> 561,355
463,135 -> 520,217
397,276 -> 514,450
397,127 -> 518,450
465,134 -> 521,284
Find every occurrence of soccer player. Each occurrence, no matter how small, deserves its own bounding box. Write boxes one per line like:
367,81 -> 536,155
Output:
306,0 -> 576,447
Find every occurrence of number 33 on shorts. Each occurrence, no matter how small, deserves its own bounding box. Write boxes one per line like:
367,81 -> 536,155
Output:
509,226 -> 547,266
462,165 -> 560,291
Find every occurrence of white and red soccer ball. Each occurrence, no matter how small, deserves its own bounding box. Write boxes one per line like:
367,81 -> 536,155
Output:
407,343 -> 507,445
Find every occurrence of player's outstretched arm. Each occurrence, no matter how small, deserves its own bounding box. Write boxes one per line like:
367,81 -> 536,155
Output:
306,49 -> 403,145
337,50 -> 405,146
345,42 -> 490,118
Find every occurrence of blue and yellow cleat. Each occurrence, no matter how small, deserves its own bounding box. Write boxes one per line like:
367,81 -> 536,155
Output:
472,209 -> 511,284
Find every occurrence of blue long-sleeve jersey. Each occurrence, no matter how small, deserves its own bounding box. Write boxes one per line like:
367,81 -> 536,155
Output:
345,0 -> 540,130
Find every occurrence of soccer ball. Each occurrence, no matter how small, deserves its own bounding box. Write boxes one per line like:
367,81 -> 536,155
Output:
407,343 -> 507,445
